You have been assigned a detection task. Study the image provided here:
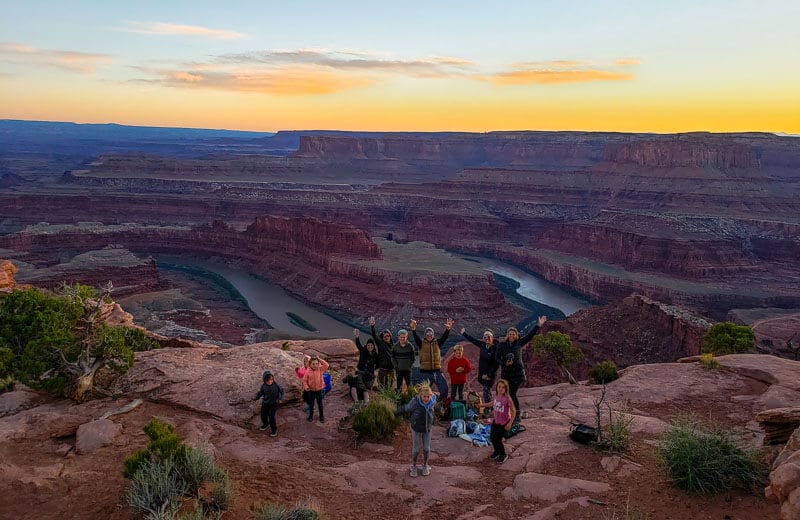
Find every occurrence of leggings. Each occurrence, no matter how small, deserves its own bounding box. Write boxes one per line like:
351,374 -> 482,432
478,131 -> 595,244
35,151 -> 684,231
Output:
396,370 -> 412,391
450,384 -> 465,401
260,402 -> 278,434
411,429 -> 431,466
508,380 -> 521,423
490,422 -> 507,457
307,390 -> 324,420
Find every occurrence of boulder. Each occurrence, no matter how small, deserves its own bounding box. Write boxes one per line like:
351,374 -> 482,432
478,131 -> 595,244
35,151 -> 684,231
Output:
718,354 -> 800,391
502,472 -> 610,502
767,426 -> 800,519
757,408 -> 800,445
75,419 -> 122,454
0,259 -> 17,291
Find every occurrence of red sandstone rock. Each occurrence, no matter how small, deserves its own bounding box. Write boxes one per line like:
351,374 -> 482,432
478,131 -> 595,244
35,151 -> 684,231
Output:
0,260 -> 16,291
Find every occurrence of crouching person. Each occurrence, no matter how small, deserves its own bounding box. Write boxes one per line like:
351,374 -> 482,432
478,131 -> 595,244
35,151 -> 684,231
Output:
342,365 -> 369,402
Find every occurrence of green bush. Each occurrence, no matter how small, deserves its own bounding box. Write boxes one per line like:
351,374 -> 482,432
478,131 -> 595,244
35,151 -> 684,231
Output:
657,418 -> 767,494
253,499 -> 321,520
589,360 -> 619,384
351,397 -> 401,441
701,322 -> 755,355
180,443 -> 217,496
532,331 -> 584,384
210,471 -> 234,511
125,458 -> 186,519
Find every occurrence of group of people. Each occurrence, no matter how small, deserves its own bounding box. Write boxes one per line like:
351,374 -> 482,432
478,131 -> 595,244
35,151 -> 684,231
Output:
254,314 -> 547,475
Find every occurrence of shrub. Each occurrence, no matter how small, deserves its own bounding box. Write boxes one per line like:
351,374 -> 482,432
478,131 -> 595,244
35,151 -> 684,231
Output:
532,331 -> 583,384
209,470 -> 234,511
398,384 -> 418,406
253,499 -> 322,520
125,458 -> 186,519
589,360 -> 619,384
598,409 -> 634,453
351,397 -> 401,441
699,353 -> 719,369
657,418 -> 767,494
701,322 -> 755,355
180,442 -> 217,496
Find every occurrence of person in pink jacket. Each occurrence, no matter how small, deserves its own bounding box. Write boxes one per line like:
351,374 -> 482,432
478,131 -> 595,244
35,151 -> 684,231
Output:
295,355 -> 311,412
303,356 -> 330,423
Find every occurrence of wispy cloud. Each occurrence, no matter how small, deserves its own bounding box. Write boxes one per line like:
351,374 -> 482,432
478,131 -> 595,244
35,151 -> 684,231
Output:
216,48 -> 473,77
134,65 -> 374,95
0,42 -> 113,73
122,21 -> 245,40
615,57 -> 642,66
476,68 -> 633,85
511,59 -> 590,69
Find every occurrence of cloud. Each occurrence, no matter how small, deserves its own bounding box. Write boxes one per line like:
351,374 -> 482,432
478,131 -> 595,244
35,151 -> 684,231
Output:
135,65 -> 374,95
615,57 -> 642,66
0,42 -> 113,73
511,60 -> 589,69
216,48 -> 473,77
476,68 -> 633,85
122,21 -> 245,40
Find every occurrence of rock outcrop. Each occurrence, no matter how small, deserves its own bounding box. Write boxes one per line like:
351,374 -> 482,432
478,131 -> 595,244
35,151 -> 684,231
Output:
0,260 -> 16,291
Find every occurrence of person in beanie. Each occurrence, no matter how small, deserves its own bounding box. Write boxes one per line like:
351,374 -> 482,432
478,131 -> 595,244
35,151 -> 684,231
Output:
354,328 -> 378,390
392,328 -> 416,392
410,318 -> 453,398
369,316 -> 397,389
254,370 -> 284,436
494,315 -> 547,424
460,327 -> 499,408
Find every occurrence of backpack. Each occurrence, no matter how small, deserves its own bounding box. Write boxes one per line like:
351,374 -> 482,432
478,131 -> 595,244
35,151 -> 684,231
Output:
450,401 -> 466,421
322,372 -> 332,395
503,421 -> 527,439
569,423 -> 597,445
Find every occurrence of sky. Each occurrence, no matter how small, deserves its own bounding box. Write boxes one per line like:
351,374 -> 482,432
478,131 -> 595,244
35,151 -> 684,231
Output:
1,1 -> 798,133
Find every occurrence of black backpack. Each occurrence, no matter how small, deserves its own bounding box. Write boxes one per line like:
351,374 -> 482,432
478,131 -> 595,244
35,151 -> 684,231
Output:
569,423 -> 598,445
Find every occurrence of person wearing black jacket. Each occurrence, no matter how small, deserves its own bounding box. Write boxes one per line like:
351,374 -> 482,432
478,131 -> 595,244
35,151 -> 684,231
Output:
369,316 -> 397,389
354,328 -> 378,390
254,370 -> 285,436
494,315 -> 547,424
460,327 -> 499,405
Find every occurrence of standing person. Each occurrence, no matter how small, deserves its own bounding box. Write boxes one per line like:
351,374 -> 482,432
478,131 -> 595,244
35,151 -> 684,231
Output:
254,370 -> 284,437
303,356 -> 330,423
475,379 -> 516,464
354,329 -> 378,391
494,316 -> 547,424
460,327 -> 499,408
369,317 -> 397,389
392,328 -> 416,392
446,344 -> 472,401
395,382 -> 437,477
410,318 -> 453,398
295,355 -> 312,413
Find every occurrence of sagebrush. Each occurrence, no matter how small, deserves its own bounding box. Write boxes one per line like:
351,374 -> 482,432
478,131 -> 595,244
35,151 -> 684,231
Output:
351,396 -> 401,441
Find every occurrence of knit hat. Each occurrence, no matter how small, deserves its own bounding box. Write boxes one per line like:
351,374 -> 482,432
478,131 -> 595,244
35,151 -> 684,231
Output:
262,370 -> 273,381
483,329 -> 495,338
397,329 -> 408,336
424,327 -> 435,336
506,327 -> 519,335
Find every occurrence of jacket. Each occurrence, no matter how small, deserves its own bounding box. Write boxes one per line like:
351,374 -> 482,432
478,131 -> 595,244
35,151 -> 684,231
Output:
463,332 -> 500,381
391,341 -> 416,372
495,324 -> 541,384
355,337 -> 378,376
343,372 -> 367,391
254,382 -> 284,405
397,394 -> 437,433
371,325 -> 396,371
412,327 -> 450,371
303,359 -> 330,391
447,356 -> 472,385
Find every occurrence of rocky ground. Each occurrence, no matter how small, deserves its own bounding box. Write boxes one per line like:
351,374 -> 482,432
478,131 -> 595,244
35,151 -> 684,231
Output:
1,343 -> 796,520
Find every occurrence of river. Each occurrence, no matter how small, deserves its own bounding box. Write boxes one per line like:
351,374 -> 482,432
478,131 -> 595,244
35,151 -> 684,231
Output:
162,256 -> 592,338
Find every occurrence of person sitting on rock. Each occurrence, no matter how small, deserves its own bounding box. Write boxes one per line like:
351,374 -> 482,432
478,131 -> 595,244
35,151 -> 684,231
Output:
303,356 -> 330,423
392,328 -> 416,392
395,381 -> 437,477
494,315 -> 546,424
353,328 -> 378,391
369,316 -> 397,389
460,327 -> 499,409
410,318 -> 453,398
254,370 -> 284,437
446,344 -> 472,401
342,365 -> 368,402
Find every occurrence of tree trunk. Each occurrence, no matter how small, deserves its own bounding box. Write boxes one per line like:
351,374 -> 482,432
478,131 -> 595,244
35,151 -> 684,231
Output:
72,360 -> 103,402
560,364 -> 578,384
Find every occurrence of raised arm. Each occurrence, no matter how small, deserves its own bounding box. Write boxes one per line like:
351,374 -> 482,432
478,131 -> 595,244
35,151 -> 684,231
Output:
437,318 -> 453,346
320,359 -> 330,371
354,329 -> 365,353
410,319 -> 422,347
461,329 -> 484,349
519,316 -> 547,346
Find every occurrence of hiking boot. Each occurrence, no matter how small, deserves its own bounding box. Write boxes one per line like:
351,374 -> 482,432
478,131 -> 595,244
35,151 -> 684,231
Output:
409,465 -> 418,477
490,451 -> 499,460
269,431 -> 278,437
259,425 -> 267,431
496,454 -> 508,464
307,415 -> 314,422
319,417 -> 325,423
421,465 -> 431,476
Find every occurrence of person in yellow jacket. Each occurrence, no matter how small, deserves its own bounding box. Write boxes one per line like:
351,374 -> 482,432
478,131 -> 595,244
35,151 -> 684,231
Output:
410,317 -> 453,397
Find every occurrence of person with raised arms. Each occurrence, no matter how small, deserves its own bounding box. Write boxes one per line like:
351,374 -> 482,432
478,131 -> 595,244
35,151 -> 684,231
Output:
494,315 -> 547,424
410,317 -> 453,398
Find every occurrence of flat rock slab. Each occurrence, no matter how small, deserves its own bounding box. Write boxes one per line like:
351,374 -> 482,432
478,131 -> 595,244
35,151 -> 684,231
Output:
503,472 -> 611,502
718,354 -> 800,391
76,419 -> 122,454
